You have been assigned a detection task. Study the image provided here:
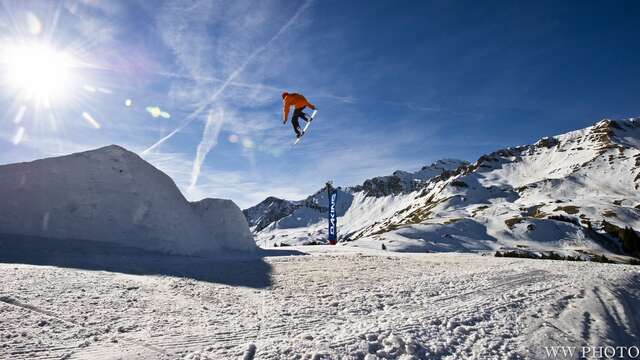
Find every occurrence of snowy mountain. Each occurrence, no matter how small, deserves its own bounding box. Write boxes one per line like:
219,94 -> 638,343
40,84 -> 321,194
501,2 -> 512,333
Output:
0,145 -> 256,256
244,159 -> 469,244
242,160 -> 470,236
243,196 -> 303,232
245,118 -> 640,262
351,159 -> 468,197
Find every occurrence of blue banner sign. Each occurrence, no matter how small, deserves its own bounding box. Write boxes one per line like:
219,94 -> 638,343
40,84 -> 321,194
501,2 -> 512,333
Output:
328,189 -> 337,245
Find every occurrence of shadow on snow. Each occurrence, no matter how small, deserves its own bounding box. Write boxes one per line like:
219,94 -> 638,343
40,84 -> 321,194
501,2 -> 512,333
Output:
0,233 -> 306,289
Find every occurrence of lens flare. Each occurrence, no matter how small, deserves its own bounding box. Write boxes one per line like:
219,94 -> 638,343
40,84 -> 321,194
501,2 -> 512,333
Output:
25,13 -> 42,35
146,106 -> 171,119
13,105 -> 27,124
1,42 -> 75,104
82,112 -> 101,129
0,12 -> 108,148
242,137 -> 254,149
13,127 -> 25,145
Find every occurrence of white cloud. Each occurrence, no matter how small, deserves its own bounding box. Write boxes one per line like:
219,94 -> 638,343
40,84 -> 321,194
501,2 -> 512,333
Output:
143,0 -> 314,154
66,0 -> 124,16
63,0 -> 122,44
189,108 -> 224,190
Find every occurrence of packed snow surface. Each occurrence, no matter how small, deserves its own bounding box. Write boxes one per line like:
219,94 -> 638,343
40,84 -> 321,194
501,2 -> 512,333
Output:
0,145 -> 256,256
1,245 -> 638,359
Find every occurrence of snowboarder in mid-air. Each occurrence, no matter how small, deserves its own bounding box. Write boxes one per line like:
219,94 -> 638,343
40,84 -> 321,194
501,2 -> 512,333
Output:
282,92 -> 317,139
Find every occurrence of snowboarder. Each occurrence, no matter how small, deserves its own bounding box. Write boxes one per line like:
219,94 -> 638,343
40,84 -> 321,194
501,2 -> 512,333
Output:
282,92 -> 317,139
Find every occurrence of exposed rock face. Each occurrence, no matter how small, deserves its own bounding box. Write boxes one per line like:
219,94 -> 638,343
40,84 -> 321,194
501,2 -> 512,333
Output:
535,137 -> 559,148
355,175 -> 407,197
242,197 -> 300,232
0,145 -> 256,256
350,159 -> 469,197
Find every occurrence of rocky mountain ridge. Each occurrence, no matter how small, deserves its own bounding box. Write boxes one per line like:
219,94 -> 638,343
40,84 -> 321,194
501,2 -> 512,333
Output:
245,118 -> 640,263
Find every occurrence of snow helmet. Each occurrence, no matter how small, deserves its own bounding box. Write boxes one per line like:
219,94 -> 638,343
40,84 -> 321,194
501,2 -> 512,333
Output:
281,92 -> 288,99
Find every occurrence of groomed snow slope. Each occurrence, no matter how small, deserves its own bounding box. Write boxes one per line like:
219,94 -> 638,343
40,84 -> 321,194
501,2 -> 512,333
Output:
248,119 -> 640,262
0,246 -> 638,359
0,145 -> 256,256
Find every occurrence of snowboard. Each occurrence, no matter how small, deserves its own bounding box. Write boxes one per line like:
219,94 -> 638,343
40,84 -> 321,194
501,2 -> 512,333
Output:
294,110 -> 318,144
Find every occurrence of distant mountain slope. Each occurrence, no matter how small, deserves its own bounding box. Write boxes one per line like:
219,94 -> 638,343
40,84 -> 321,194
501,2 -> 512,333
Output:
0,145 -> 256,255
350,159 -> 468,197
244,118 -> 640,262
243,196 -> 303,232
242,160 -> 468,235
244,159 -> 469,243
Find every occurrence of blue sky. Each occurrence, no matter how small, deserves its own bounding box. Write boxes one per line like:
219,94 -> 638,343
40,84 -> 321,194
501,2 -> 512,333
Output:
0,0 -> 638,207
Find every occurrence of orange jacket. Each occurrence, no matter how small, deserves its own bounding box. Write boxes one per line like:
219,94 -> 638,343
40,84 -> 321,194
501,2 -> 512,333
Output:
283,93 -> 316,122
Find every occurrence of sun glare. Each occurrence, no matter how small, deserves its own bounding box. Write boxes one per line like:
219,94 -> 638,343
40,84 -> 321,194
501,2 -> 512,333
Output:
2,42 -> 74,104
0,10 -> 114,148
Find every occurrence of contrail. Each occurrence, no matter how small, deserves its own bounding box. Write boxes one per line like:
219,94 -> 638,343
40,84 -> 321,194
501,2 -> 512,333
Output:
153,70 -> 282,92
189,108 -> 224,190
142,0 -> 314,155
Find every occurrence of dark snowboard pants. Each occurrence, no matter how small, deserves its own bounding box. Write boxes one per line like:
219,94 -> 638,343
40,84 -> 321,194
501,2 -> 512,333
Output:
292,107 -> 309,136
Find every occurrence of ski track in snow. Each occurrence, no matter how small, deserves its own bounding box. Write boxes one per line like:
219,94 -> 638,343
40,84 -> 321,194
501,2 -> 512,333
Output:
1,246 -> 639,360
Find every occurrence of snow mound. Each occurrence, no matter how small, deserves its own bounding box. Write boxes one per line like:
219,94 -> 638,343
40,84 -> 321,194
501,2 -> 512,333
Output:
0,145 -> 256,256
191,198 -> 255,252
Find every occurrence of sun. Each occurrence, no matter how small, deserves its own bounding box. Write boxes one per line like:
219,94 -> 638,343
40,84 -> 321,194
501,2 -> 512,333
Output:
1,42 -> 75,105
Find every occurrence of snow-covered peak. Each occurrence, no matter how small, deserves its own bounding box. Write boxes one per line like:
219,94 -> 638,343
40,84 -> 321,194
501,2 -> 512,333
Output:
547,118 -> 640,150
393,159 -> 468,182
424,158 -> 469,171
352,159 -> 468,197
605,118 -> 640,149
242,196 -> 300,232
81,144 -> 140,162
